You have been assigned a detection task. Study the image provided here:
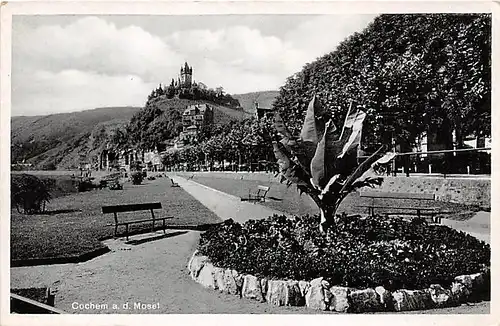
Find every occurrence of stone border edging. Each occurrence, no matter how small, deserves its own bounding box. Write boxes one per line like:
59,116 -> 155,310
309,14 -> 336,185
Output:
187,250 -> 489,313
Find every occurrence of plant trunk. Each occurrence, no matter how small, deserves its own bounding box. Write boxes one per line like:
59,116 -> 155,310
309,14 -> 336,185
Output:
309,193 -> 337,232
319,204 -> 336,233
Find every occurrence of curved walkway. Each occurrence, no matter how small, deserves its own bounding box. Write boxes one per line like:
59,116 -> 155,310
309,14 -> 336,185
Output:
170,175 -> 290,223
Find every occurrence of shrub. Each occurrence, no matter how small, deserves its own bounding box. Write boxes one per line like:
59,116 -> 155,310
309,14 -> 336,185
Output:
75,178 -> 94,192
198,214 -> 490,291
11,174 -> 52,214
108,179 -> 123,190
147,176 -> 156,181
130,172 -> 144,185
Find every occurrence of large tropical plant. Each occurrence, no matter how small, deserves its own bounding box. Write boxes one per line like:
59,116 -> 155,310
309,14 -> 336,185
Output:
273,95 -> 395,232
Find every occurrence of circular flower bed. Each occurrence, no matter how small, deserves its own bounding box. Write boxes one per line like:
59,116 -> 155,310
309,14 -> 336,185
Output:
195,214 -> 490,311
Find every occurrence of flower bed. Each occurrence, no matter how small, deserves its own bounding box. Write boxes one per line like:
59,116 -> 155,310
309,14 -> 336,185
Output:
191,214 -> 490,312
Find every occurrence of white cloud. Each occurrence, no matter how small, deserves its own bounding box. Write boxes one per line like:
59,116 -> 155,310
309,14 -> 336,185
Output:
14,16 -> 182,83
12,15 -> 375,116
13,69 -> 154,116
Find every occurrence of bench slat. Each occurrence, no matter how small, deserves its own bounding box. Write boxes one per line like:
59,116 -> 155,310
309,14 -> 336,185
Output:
102,202 -> 162,214
359,191 -> 435,200
359,205 -> 439,211
116,217 -> 174,225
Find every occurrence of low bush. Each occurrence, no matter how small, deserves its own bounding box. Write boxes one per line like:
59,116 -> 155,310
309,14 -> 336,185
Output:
108,179 -> 123,190
75,178 -> 94,192
11,174 -> 52,214
198,214 -> 490,291
130,172 -> 144,185
147,176 -> 156,181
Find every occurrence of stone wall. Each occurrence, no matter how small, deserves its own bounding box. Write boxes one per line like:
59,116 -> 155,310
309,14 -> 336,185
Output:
188,251 -> 490,313
173,172 -> 490,208
370,177 -> 490,208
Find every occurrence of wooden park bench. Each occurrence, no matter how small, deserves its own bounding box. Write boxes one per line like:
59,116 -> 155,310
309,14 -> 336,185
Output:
359,191 -> 442,223
243,185 -> 270,202
170,178 -> 180,187
102,202 -> 173,240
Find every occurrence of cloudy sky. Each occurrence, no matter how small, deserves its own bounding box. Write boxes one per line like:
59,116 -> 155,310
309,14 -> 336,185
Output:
12,14 -> 376,116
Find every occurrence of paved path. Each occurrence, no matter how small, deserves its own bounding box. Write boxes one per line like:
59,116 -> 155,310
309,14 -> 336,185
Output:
441,211 -> 490,244
170,175 -> 290,223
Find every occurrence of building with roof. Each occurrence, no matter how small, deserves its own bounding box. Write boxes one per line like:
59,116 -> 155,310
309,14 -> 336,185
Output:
254,101 -> 274,120
180,103 -> 214,142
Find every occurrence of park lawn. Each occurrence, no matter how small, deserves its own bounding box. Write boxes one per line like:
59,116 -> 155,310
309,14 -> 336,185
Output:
11,177 -> 221,261
190,175 -> 479,219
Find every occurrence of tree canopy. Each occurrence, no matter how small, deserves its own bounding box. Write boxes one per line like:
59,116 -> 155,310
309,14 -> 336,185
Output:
273,14 -> 491,151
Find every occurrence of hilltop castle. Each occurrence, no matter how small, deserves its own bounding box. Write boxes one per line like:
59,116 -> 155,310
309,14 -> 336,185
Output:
170,62 -> 207,91
176,62 -> 193,89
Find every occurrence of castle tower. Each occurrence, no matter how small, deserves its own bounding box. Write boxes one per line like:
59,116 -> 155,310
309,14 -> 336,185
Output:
179,62 -> 193,88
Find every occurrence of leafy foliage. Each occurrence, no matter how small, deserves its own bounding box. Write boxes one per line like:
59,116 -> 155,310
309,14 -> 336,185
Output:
146,81 -> 240,108
273,14 -> 491,150
198,214 -> 490,291
75,178 -> 95,192
130,171 -> 144,185
11,174 -> 52,214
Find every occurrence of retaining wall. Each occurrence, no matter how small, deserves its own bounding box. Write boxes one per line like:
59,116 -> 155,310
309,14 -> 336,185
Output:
172,172 -> 490,208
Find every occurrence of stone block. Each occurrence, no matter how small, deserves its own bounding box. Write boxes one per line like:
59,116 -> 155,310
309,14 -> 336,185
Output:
266,280 -> 303,306
188,252 -> 208,280
392,289 -> 434,312
349,288 -> 383,313
223,269 -> 240,295
375,286 -> 393,311
305,278 -> 327,311
329,286 -> 350,312
266,280 -> 288,306
428,284 -> 452,307
242,275 -> 264,301
298,281 -> 310,297
197,263 -> 217,289
213,267 -> 226,293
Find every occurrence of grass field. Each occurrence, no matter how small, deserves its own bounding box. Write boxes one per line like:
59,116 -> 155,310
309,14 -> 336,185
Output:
10,176 -> 221,261
189,175 -> 479,219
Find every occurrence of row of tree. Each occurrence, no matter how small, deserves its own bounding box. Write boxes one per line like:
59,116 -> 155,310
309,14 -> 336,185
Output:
160,117 -> 276,171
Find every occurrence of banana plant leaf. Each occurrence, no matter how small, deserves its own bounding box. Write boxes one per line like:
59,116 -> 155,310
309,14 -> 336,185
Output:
310,120 -> 337,189
338,110 -> 366,159
274,112 -> 293,140
300,95 -> 326,145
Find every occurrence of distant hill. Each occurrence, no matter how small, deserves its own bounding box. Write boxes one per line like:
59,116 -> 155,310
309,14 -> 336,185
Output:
232,91 -> 279,114
11,99 -> 250,169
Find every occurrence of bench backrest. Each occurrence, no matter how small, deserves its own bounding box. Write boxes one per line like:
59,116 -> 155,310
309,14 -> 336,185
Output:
257,185 -> 270,196
102,202 -> 162,214
359,191 -> 435,200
